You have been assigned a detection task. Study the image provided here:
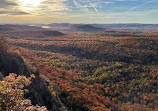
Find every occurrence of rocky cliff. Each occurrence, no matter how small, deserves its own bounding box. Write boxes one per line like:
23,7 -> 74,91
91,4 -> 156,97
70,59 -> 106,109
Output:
0,38 -> 67,111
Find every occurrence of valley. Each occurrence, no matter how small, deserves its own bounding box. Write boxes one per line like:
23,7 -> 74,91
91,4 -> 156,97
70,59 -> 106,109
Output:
0,24 -> 158,111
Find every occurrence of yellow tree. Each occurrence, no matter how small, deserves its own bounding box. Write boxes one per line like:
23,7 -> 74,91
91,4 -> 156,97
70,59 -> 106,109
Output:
0,73 -> 47,111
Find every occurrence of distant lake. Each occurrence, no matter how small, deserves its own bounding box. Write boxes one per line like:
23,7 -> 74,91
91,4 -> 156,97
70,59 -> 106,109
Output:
42,26 -> 51,29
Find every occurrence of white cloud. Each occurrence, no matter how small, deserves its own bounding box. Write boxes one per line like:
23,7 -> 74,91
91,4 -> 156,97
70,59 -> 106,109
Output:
36,0 -> 69,16
129,0 -> 156,11
0,0 -> 17,8
73,0 -> 89,12
116,0 -> 138,1
87,0 -> 100,14
0,0 -> 69,16
0,0 -> 30,15
103,2 -> 114,4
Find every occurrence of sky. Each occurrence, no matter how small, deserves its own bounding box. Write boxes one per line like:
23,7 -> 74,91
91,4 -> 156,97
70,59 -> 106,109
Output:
0,0 -> 158,24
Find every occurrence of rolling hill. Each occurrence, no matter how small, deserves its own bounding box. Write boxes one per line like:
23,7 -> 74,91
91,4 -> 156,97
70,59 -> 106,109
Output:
47,23 -> 158,31
47,23 -> 105,32
92,24 -> 158,30
0,24 -> 44,31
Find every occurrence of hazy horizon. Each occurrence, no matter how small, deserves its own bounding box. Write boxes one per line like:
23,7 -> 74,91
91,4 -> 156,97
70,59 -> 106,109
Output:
1,23 -> 158,25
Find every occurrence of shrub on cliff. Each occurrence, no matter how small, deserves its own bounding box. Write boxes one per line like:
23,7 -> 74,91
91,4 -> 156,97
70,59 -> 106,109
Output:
0,73 -> 48,111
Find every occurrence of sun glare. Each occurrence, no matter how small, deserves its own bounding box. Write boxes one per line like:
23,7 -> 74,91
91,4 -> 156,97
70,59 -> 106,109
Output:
19,0 -> 45,11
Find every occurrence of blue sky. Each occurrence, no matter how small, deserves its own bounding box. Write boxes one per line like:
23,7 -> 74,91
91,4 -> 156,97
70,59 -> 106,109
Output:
0,0 -> 158,24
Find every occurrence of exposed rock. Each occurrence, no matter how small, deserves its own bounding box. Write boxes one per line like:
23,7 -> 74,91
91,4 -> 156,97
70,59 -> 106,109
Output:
0,50 -> 67,111
0,72 -> 4,80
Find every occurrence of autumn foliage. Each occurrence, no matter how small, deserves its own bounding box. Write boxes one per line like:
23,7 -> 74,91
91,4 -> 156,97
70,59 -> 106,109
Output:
1,29 -> 158,110
0,73 -> 47,111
